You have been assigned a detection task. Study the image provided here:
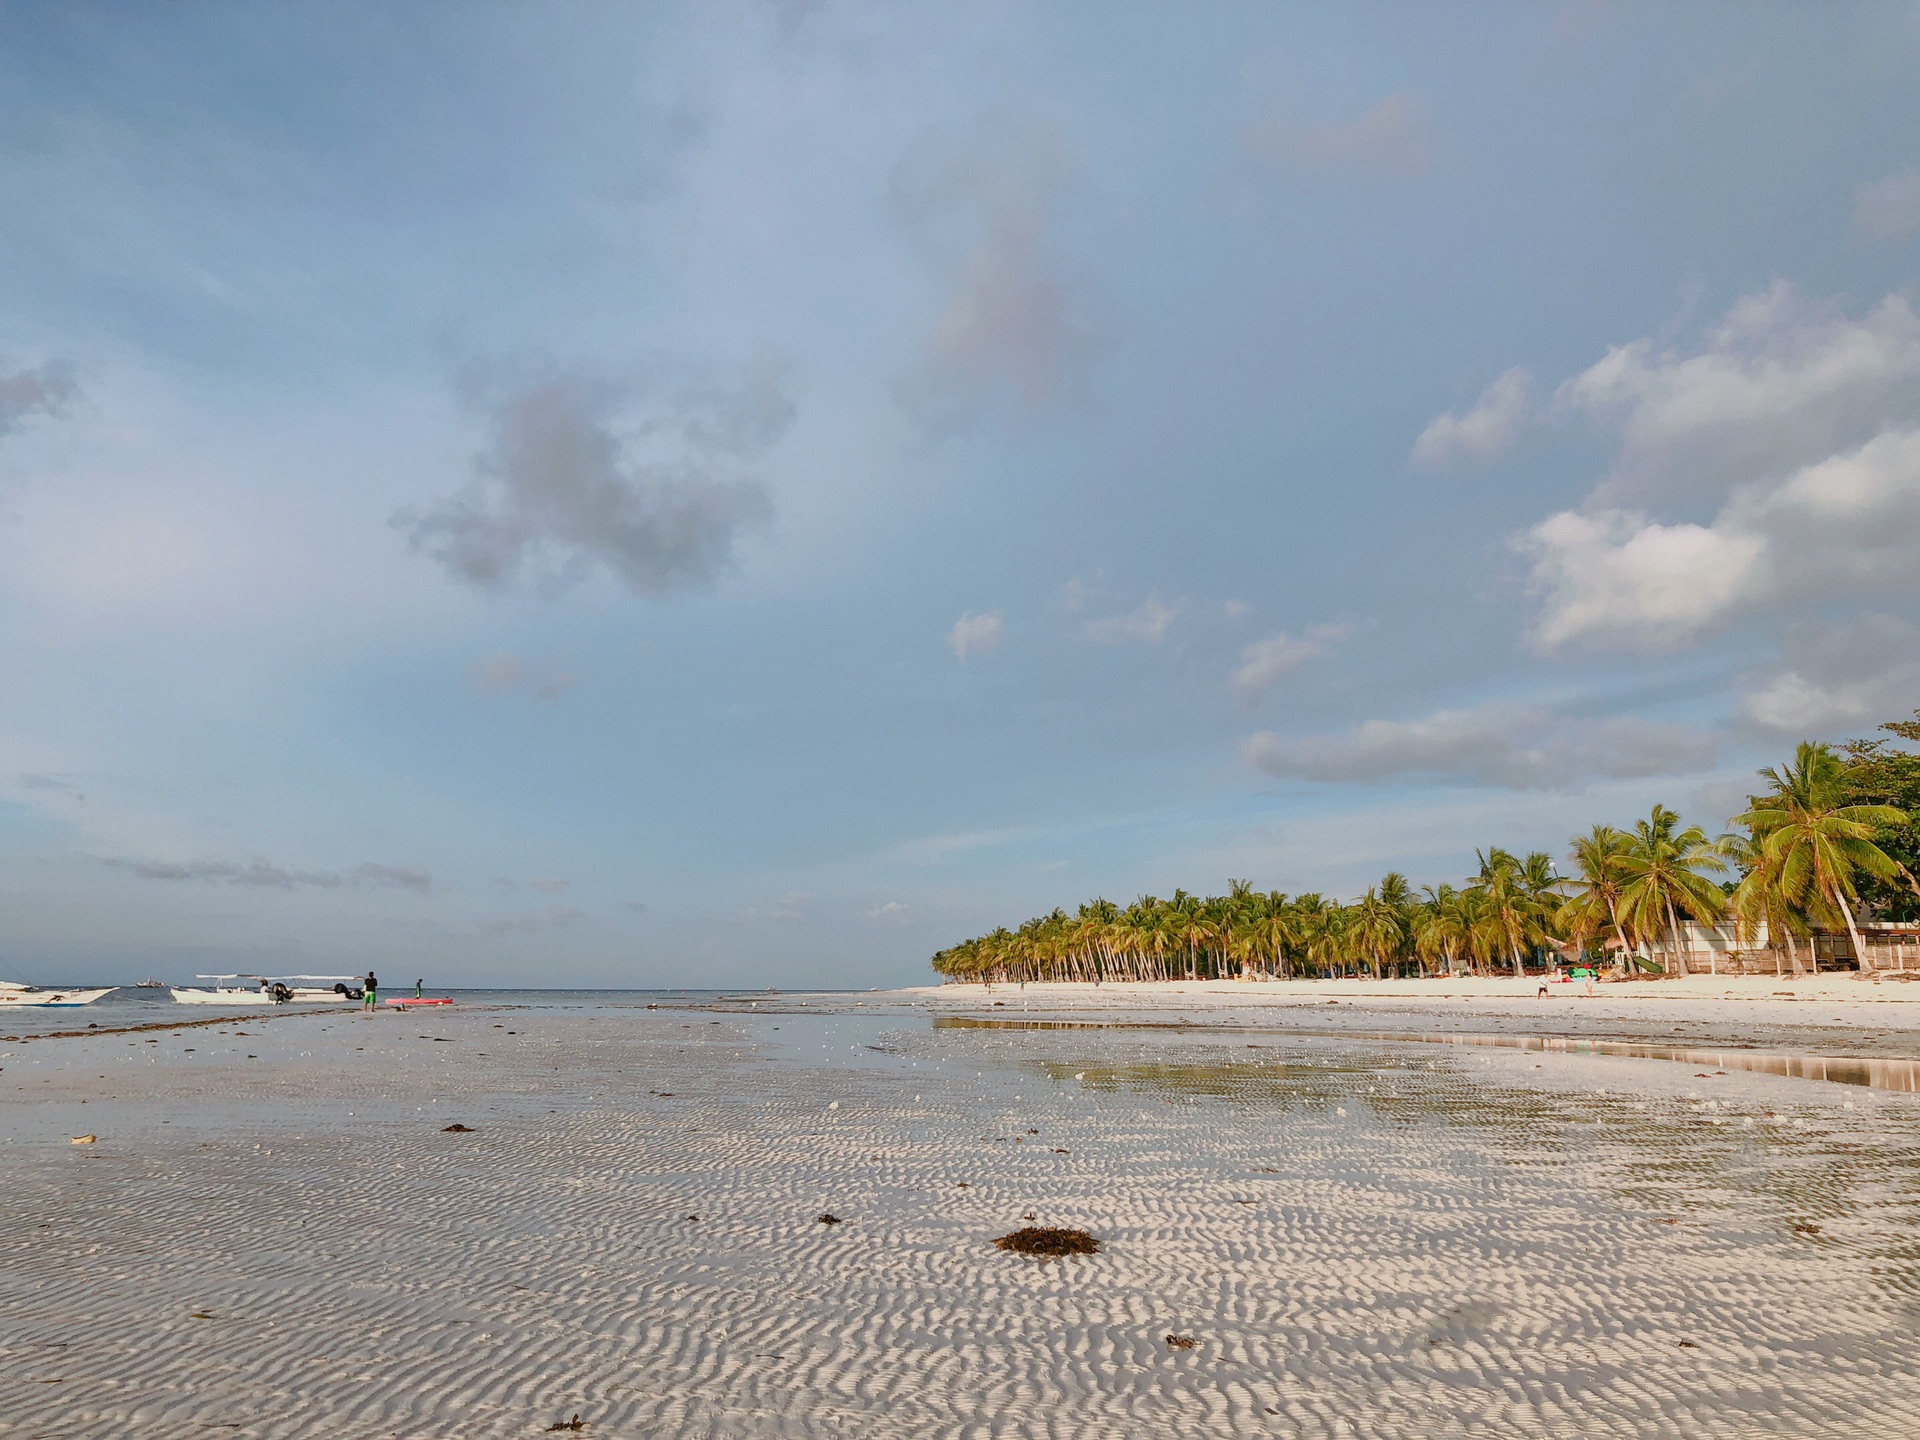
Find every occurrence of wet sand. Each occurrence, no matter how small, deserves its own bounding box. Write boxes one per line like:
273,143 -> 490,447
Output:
5,995 -> 1920,1437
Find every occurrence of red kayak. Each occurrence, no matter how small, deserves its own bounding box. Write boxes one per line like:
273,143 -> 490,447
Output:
385,996 -> 452,1007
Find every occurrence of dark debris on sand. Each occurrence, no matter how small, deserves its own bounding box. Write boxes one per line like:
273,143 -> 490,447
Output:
993,1226 -> 1099,1257
546,1415 -> 588,1433
442,1123 -> 474,1133
817,1213 -> 842,1225
1165,1333 -> 1197,1350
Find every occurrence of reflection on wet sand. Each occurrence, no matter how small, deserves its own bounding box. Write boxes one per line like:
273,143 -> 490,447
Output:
934,1015 -> 1920,1092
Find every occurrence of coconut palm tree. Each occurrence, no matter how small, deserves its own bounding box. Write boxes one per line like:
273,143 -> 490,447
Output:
1348,885 -> 1406,980
1416,883 -> 1471,975
1616,806 -> 1727,975
1721,831 -> 1812,977
1471,846 -> 1550,977
1735,742 -> 1907,974
1256,891 -> 1296,977
926,731 -> 1912,988
1290,893 -> 1337,978
1557,825 -> 1636,966
1166,891 -> 1216,981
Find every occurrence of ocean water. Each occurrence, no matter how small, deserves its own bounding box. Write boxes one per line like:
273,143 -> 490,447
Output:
0,985 -> 874,1039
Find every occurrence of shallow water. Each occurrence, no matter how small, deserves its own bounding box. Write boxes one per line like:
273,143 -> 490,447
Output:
936,1015 -> 1920,1093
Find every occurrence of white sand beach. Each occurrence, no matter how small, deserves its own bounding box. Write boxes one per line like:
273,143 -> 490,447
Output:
5,986 -> 1920,1437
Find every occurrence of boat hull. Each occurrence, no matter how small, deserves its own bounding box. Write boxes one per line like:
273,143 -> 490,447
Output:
169,989 -> 275,1005
0,987 -> 117,1008
169,988 -> 356,1006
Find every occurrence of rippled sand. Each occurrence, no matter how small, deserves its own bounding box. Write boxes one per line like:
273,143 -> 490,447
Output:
5,1002 -> 1920,1437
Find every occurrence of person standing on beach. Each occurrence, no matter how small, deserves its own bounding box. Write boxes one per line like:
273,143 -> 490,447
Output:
364,970 -> 378,1012
414,977 -> 423,999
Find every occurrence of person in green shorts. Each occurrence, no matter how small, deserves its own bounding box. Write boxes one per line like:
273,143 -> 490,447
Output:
363,970 -> 378,1012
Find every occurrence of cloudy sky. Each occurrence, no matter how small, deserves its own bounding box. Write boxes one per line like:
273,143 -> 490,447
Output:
4,3 -> 1919,987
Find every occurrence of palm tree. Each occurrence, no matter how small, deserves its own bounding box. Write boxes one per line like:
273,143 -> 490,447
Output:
1167,891 -> 1216,981
1722,831 -> 1811,977
1292,893 -> 1338,978
1735,742 -> 1908,974
1557,825 -> 1635,967
1256,891 -> 1296,977
1348,885 -> 1405,980
1471,846 -> 1548,977
924,736 -> 1910,988
1616,806 -> 1727,974
1416,883 -> 1471,975
1459,887 -> 1499,975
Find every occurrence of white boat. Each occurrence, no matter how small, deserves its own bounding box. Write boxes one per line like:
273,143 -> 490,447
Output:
0,980 -> 118,1008
169,974 -> 363,1006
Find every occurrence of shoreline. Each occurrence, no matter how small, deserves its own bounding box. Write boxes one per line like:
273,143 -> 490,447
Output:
905,971 -> 1920,1003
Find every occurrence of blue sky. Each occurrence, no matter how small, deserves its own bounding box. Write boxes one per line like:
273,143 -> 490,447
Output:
4,2 -> 1919,986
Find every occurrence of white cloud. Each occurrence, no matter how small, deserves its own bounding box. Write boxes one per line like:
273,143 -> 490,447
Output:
1084,594 -> 1179,645
1739,613 -> 1920,738
1244,92 -> 1433,178
864,900 -> 909,925
1242,704 -> 1718,790
1857,169 -> 1920,241
1521,283 -> 1920,651
891,113 -> 1094,431
1410,368 -> 1531,468
1520,508 -> 1765,651
1552,282 -> 1920,506
1230,623 -> 1347,701
949,610 -> 1004,661
1523,426 -> 1920,649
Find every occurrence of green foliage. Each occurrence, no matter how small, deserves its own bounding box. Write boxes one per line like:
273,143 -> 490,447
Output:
1840,713 -> 1920,922
930,715 -> 1919,984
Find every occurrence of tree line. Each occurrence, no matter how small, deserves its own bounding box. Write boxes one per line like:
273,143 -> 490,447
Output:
930,723 -> 1920,986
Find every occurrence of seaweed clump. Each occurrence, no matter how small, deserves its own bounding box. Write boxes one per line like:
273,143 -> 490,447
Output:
993,1226 -> 1099,1257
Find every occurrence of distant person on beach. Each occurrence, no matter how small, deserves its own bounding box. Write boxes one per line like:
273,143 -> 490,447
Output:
364,971 -> 378,1011
414,977 -> 423,999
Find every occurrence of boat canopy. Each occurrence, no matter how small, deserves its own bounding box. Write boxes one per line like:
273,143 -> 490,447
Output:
194,974 -> 357,983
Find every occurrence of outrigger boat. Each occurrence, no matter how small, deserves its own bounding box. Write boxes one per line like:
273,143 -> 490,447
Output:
169,974 -> 364,1006
0,980 -> 118,1008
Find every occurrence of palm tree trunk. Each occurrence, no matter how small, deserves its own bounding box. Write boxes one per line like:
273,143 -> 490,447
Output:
1605,899 -> 1631,974
1834,890 -> 1875,974
1666,899 -> 1686,975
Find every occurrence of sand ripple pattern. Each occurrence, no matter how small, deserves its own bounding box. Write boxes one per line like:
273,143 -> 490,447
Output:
4,1011 -> 1920,1437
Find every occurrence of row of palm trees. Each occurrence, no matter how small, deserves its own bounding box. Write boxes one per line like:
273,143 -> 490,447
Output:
929,742 -> 1913,985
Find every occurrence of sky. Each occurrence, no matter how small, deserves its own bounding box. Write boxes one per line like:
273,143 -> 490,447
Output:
3,2 -> 1920,988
